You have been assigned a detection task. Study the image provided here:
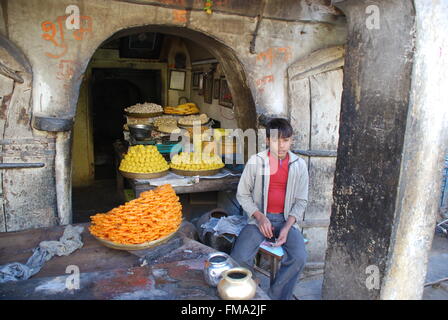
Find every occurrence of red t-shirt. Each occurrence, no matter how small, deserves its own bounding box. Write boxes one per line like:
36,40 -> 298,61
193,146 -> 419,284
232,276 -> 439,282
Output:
267,151 -> 289,214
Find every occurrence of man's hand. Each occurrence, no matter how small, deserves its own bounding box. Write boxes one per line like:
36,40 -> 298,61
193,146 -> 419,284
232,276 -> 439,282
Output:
272,215 -> 296,247
253,211 -> 273,238
272,226 -> 289,247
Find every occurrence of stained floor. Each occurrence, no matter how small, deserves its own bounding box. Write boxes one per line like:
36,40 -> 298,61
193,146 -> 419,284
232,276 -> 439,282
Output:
289,233 -> 448,300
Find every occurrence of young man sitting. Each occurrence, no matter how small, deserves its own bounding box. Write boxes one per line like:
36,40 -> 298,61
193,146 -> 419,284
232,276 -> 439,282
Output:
230,118 -> 308,300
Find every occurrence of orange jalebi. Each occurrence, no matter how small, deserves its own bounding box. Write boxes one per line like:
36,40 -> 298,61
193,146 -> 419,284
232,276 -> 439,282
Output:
89,184 -> 182,244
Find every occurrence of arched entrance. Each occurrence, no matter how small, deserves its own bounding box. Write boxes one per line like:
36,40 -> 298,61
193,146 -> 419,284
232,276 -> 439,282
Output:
71,25 -> 257,222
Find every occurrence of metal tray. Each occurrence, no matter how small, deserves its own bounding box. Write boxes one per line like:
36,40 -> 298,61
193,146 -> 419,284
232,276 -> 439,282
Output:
119,169 -> 169,179
170,167 -> 223,176
125,111 -> 163,118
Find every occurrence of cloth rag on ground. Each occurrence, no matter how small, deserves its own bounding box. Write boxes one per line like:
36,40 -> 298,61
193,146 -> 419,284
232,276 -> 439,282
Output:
200,215 -> 247,238
0,224 -> 84,283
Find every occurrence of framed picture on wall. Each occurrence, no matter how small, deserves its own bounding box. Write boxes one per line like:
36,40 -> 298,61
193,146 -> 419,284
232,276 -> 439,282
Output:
219,78 -> 233,108
169,70 -> 186,91
192,72 -> 201,89
213,79 -> 220,99
203,73 -> 213,104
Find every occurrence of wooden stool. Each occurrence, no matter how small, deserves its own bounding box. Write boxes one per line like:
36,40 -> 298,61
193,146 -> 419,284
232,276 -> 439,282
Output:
254,245 -> 283,285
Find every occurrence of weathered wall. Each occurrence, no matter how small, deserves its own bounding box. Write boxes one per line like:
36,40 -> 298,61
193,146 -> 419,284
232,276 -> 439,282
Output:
0,36 -> 59,231
288,45 -> 344,263
1,0 -> 346,125
0,0 -> 346,232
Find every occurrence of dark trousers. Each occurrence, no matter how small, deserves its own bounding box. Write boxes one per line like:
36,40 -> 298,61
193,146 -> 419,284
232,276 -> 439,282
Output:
230,213 -> 307,300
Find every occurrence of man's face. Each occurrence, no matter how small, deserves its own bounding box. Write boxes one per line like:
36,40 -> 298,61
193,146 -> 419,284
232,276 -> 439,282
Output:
267,135 -> 292,159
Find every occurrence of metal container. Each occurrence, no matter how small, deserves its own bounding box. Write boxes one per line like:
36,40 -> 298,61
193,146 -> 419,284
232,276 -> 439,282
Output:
128,124 -> 153,141
203,252 -> 235,287
217,267 -> 257,300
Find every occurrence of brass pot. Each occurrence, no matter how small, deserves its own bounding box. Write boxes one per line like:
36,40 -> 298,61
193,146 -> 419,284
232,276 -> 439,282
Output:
217,267 -> 257,300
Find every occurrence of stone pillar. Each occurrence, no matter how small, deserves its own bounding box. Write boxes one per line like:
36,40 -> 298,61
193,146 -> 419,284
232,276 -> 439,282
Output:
380,0 -> 448,299
322,0 -> 417,299
55,131 -> 73,225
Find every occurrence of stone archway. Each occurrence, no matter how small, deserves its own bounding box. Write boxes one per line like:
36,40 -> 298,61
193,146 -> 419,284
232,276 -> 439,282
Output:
42,24 -> 258,224
32,25 -> 257,132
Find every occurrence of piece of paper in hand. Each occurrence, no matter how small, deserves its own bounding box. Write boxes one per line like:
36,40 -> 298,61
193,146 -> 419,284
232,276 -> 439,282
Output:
260,241 -> 284,257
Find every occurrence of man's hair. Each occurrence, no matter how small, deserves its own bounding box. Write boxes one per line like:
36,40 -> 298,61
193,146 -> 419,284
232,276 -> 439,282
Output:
266,118 -> 293,139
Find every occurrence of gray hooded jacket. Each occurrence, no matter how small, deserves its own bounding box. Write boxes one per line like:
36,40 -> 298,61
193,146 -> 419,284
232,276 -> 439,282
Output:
236,149 -> 309,230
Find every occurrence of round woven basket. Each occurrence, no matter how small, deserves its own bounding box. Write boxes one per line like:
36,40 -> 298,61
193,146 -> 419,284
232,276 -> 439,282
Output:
170,167 -> 222,176
91,227 -> 179,251
119,169 -> 169,179
125,111 -> 163,118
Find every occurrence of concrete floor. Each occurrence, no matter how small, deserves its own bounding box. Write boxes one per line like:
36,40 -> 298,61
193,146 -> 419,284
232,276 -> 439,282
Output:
253,268 -> 323,300
284,233 -> 448,300
422,233 -> 448,300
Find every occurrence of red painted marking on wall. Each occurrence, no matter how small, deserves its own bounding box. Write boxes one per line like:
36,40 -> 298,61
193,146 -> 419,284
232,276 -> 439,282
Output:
41,16 -> 68,59
172,9 -> 187,23
256,75 -> 274,87
276,46 -> 292,62
256,48 -> 274,67
56,60 -> 78,80
256,75 -> 274,92
256,47 -> 293,67
41,15 -> 94,58
73,16 -> 93,40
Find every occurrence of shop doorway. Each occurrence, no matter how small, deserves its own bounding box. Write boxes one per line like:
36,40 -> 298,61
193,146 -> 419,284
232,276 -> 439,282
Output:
91,68 -> 161,180
71,28 -> 255,223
